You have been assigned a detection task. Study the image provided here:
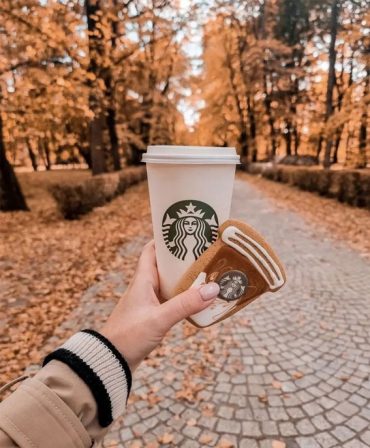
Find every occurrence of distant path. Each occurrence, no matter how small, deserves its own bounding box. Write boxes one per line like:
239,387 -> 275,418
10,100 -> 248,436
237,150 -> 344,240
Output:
81,177 -> 370,447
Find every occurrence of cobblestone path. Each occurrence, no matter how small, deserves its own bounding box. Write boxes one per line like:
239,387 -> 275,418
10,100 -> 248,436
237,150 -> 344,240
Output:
96,178 -> 370,448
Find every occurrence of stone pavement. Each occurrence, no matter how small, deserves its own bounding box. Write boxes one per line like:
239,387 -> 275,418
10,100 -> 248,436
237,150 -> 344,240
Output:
73,177 -> 370,448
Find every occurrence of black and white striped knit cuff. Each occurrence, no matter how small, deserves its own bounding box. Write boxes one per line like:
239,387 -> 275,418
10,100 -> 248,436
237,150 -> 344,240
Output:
43,329 -> 132,427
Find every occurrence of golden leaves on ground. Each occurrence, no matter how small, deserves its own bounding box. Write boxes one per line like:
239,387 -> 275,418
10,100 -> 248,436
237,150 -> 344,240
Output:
258,393 -> 269,404
272,441 -> 286,448
0,176 -> 152,387
146,443 -> 160,448
272,380 -> 283,389
186,418 -> 197,426
216,438 -> 235,448
157,432 -> 174,444
241,172 -> 370,258
175,376 -> 205,403
129,441 -> 142,448
201,403 -> 215,417
199,434 -> 214,444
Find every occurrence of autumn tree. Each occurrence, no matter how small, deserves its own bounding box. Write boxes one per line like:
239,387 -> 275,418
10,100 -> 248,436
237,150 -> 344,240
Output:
84,0 -> 190,168
0,88 -> 28,211
358,35 -> 370,168
0,0 -> 191,210
0,0 -> 83,209
275,0 -> 311,156
322,0 -> 341,168
195,0 -> 369,167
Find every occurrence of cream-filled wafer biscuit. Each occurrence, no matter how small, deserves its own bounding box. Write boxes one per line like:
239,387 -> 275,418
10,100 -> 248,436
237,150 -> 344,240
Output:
173,219 -> 286,328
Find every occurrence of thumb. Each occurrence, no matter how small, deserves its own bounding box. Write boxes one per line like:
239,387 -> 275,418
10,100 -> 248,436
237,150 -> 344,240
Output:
158,282 -> 220,330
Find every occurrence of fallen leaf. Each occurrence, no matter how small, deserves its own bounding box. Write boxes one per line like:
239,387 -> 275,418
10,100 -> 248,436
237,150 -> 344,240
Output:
201,403 -> 215,417
158,433 -> 174,444
272,441 -> 286,448
199,434 -> 214,444
216,438 -> 235,448
0,172 -> 150,387
187,418 -> 197,426
272,380 -> 282,389
164,372 -> 176,382
292,371 -> 304,379
129,442 -> 142,448
258,393 -> 268,403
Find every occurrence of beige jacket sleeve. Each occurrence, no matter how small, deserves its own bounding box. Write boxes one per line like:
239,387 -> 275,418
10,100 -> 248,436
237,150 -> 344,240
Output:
0,360 -> 111,448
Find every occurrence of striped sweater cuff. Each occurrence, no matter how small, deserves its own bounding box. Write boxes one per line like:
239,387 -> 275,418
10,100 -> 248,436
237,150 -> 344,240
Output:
43,330 -> 132,427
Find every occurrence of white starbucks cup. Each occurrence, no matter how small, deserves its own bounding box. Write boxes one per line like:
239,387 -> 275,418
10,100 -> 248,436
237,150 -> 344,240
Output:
142,146 -> 240,302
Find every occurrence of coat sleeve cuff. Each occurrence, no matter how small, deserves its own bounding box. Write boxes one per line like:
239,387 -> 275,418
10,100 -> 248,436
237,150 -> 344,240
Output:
43,330 -> 132,427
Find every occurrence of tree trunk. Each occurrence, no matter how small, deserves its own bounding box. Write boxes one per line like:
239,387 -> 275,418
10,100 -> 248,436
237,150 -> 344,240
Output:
85,0 -> 106,175
140,90 -> 154,149
323,0 -> 340,169
342,47 -> 355,164
344,129 -> 354,167
37,139 -> 52,170
0,114 -> 28,211
90,114 -> 106,175
293,125 -> 300,155
332,127 -> 343,164
284,129 -> 292,156
26,139 -> 38,171
106,105 -> 121,171
104,5 -> 121,172
291,100 -> 300,155
357,69 -> 369,169
263,67 -> 277,159
44,140 -> 51,170
316,134 -> 323,160
238,129 -> 249,165
330,45 -> 350,166
247,96 -> 258,162
126,144 -> 142,165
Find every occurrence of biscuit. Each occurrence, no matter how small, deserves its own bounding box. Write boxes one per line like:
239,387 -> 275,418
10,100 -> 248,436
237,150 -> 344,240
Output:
173,219 -> 286,327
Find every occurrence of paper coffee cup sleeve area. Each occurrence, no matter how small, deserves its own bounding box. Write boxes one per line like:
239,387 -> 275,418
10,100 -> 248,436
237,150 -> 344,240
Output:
173,219 -> 287,328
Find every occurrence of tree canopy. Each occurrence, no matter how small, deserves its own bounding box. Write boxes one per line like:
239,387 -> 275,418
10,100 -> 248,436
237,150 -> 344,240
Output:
0,0 -> 369,210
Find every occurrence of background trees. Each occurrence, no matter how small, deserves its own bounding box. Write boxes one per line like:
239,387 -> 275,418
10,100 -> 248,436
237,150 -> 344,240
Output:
194,0 -> 369,168
0,0 -> 190,209
0,0 -> 369,211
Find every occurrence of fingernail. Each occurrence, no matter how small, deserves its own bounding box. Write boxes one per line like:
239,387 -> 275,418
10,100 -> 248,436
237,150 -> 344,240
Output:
199,282 -> 220,301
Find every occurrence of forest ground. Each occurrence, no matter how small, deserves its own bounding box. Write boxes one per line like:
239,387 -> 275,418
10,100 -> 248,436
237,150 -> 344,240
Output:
0,170 -> 370,383
239,172 -> 370,259
0,170 -> 152,385
1,170 -> 369,387
1,170 -> 370,447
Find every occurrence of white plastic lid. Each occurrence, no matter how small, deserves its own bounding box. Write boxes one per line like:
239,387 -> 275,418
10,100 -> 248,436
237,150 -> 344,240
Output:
142,145 -> 240,165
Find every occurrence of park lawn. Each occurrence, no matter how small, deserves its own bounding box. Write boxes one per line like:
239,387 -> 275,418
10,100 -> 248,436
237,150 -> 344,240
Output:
0,170 -> 152,386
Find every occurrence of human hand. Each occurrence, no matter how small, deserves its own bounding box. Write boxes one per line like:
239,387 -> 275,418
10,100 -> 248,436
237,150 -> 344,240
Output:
100,240 -> 219,372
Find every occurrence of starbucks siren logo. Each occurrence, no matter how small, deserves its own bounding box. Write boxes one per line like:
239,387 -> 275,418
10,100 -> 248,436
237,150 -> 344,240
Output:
162,200 -> 219,261
218,270 -> 248,301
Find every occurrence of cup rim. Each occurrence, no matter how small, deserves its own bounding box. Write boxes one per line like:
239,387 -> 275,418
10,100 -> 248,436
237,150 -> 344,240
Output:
142,145 -> 240,165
